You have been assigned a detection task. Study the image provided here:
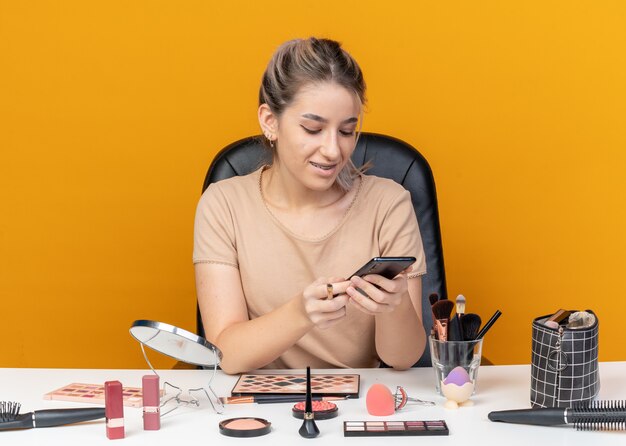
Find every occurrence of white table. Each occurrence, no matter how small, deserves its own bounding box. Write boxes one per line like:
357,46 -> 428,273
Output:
1,363 -> 625,445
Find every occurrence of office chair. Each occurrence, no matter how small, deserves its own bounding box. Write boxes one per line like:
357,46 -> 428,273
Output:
196,133 -> 448,367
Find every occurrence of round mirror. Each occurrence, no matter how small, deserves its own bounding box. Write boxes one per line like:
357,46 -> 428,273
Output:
129,320 -> 222,367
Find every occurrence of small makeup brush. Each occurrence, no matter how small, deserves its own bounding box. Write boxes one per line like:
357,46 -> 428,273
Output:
298,367 -> 319,439
455,295 -> 466,315
428,293 -> 440,306
448,295 -> 466,341
432,299 -> 454,341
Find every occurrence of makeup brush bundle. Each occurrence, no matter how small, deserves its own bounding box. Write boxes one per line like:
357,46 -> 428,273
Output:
429,293 -> 501,342
531,309 -> 600,408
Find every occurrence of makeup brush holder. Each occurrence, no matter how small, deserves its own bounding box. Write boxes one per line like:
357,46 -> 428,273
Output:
530,310 -> 599,408
429,336 -> 482,397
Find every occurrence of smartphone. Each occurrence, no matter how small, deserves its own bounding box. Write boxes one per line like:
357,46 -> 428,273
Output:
349,257 -> 417,280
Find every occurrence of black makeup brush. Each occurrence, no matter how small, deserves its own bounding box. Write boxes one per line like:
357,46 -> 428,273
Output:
448,314 -> 462,341
488,400 -> 626,430
0,401 -> 105,430
428,293 -> 440,337
298,367 -> 319,439
428,293 -> 440,306
475,310 -> 502,340
460,313 -> 482,341
432,299 -> 454,341
447,294 -> 466,341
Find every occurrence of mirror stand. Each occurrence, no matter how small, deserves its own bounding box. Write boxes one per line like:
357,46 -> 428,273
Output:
130,320 -> 224,415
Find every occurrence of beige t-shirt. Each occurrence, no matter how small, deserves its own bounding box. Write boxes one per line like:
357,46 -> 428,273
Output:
193,167 -> 427,369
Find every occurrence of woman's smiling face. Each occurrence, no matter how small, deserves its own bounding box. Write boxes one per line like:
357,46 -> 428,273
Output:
271,81 -> 361,192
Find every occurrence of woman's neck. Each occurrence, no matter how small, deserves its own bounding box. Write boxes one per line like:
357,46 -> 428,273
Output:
261,164 -> 346,211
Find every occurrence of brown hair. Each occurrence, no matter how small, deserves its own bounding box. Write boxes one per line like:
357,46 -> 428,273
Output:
259,37 -> 367,191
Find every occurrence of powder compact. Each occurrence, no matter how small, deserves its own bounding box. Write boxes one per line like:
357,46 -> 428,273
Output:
219,417 -> 272,438
292,400 -> 338,420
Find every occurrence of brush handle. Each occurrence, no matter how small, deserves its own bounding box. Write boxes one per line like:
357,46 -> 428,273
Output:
488,408 -> 566,426
33,408 -> 106,428
304,366 -> 312,413
475,310 -> 502,340
448,314 -> 463,341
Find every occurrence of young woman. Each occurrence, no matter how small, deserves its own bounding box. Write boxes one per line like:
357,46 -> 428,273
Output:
194,38 -> 427,374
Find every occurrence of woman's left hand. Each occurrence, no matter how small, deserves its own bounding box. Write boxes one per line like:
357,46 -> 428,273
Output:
346,273 -> 409,315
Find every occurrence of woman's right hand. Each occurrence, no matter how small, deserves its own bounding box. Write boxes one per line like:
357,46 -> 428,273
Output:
301,277 -> 350,329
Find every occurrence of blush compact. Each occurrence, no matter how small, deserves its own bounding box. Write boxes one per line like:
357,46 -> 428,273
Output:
292,400 -> 338,420
219,417 -> 271,438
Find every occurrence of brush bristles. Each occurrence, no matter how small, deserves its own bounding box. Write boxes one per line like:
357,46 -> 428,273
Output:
572,399 -> 626,416
0,401 -> 21,422
576,399 -> 626,409
428,293 -> 439,306
432,300 -> 454,321
574,421 -> 625,431
571,400 -> 626,431
460,313 -> 482,341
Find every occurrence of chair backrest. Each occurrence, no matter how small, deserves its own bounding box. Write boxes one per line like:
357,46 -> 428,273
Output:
196,132 -> 447,367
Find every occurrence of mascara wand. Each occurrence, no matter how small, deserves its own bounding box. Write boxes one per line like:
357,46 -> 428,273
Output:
488,400 -> 626,431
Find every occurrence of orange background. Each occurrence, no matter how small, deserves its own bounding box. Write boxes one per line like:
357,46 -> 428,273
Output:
1,1 -> 625,368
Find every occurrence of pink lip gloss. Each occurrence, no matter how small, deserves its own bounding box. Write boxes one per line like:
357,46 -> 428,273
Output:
142,375 -> 160,430
104,381 -> 124,439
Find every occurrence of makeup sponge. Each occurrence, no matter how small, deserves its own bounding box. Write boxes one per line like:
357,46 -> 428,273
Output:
366,383 -> 395,416
443,366 -> 471,386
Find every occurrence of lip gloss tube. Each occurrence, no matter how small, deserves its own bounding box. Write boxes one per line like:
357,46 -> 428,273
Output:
104,381 -> 125,439
142,375 -> 161,430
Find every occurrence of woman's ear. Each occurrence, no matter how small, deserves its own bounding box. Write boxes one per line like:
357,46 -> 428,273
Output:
258,103 -> 278,139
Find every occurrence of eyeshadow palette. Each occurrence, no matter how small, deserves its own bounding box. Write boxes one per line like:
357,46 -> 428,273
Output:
231,373 -> 360,398
44,383 -> 162,408
343,420 -> 449,437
